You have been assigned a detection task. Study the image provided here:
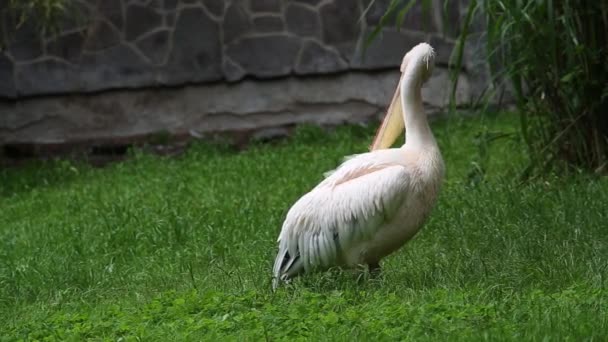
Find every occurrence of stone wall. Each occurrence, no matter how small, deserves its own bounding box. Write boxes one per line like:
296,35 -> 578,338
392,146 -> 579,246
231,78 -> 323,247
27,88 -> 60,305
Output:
0,0 -> 479,150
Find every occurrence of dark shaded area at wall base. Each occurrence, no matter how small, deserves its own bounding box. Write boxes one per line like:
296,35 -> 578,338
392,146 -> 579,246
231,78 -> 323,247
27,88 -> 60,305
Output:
1,131 -> 191,167
0,124 -> 323,167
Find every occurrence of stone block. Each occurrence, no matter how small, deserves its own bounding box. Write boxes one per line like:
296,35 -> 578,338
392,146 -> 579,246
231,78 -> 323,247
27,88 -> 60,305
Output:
136,30 -> 170,65
320,0 -> 360,55
165,8 -> 222,84
7,22 -> 43,61
362,0 -> 438,33
0,54 -> 16,98
225,35 -> 300,78
429,35 -> 455,66
166,11 -> 176,26
293,0 -> 323,5
223,3 -> 252,43
352,29 -> 427,69
146,0 -> 164,10
250,0 -> 281,13
97,0 -> 124,31
47,31 -> 86,63
83,20 -> 122,52
222,57 -> 246,82
80,44 -> 153,91
15,59 -> 80,96
422,67 -> 471,108
164,0 -> 178,10
253,16 -> 284,33
202,0 -> 224,17
125,4 -> 163,40
285,3 -> 321,38
295,41 -> 348,74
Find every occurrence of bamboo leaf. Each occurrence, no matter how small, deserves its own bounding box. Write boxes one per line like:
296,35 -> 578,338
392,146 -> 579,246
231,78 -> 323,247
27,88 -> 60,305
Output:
395,0 -> 418,32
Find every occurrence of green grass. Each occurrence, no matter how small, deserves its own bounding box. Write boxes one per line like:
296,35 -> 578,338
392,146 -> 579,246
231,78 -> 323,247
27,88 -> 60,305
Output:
1,113 -> 606,340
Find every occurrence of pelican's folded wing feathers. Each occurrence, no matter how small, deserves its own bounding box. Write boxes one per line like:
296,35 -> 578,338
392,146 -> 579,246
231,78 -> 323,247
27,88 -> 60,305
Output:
273,155 -> 411,286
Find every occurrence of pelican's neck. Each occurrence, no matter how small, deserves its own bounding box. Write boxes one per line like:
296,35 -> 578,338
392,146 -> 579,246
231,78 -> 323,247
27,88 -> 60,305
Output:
400,76 -> 436,150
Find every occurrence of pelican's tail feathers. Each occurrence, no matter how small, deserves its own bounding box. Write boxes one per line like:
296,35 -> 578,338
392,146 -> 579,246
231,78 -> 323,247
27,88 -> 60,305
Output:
272,244 -> 304,290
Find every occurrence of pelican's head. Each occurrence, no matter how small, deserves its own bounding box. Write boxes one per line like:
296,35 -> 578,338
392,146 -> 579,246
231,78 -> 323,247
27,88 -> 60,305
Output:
400,42 -> 435,85
370,43 -> 435,151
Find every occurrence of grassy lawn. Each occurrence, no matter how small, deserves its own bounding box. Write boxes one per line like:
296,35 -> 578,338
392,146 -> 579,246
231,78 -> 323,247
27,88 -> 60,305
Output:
1,113 -> 606,340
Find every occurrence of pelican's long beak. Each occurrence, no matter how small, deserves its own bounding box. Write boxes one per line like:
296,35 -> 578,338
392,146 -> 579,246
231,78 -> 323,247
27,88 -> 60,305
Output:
370,75 -> 405,151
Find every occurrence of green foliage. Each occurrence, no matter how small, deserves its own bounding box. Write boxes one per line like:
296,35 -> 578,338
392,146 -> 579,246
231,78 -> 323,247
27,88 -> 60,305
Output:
369,0 -> 608,175
1,114 -> 607,340
479,0 -> 608,175
0,0 -> 74,48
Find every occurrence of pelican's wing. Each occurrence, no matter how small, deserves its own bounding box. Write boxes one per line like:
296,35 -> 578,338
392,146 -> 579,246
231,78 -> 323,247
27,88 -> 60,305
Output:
273,154 -> 411,287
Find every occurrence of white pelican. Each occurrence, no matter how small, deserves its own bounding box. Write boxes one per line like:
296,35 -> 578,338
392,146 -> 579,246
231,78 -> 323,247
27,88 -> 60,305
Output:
272,43 -> 444,289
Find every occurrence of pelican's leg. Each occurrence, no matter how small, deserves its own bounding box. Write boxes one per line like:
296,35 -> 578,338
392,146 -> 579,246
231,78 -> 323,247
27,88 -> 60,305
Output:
368,262 -> 381,277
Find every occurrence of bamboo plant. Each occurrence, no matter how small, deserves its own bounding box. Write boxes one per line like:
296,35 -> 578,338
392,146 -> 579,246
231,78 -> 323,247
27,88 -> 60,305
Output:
368,0 -> 608,175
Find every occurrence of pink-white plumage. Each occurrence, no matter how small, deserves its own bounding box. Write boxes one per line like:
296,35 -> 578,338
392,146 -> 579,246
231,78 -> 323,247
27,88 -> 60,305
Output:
273,43 -> 444,289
